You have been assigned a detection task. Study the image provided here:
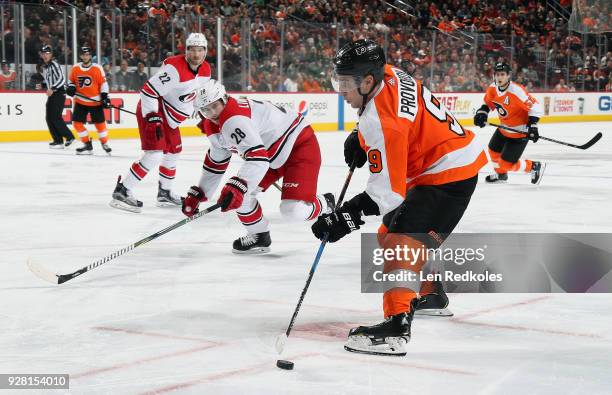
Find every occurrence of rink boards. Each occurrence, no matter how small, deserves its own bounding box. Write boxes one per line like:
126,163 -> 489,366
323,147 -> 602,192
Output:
1,90 -> 611,142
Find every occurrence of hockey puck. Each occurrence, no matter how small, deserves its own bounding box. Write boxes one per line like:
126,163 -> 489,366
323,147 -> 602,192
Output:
276,359 -> 294,370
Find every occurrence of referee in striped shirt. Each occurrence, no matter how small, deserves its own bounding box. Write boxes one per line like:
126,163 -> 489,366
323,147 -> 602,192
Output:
40,45 -> 74,148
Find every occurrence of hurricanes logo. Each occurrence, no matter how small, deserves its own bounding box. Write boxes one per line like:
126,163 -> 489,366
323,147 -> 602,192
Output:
179,91 -> 197,103
77,76 -> 92,88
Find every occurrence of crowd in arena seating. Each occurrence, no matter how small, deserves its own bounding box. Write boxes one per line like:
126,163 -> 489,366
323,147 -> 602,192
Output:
0,0 -> 610,92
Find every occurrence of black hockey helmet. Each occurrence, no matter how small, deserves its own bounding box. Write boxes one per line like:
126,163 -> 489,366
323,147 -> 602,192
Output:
80,46 -> 93,55
332,39 -> 386,92
40,45 -> 52,53
493,61 -> 511,74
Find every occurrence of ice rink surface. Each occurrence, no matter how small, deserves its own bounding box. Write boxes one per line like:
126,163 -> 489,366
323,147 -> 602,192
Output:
1,122 -> 611,394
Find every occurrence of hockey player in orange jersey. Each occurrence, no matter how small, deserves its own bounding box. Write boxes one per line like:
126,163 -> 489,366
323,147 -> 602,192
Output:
66,47 -> 112,155
473,62 -> 546,184
311,40 -> 487,356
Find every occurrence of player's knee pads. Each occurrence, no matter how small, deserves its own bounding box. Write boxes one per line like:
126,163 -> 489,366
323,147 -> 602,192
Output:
94,122 -> 107,132
73,121 -> 86,132
140,150 -> 164,169
279,199 -> 311,222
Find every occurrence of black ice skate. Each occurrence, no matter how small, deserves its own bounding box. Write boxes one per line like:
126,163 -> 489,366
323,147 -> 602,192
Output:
232,231 -> 272,254
101,142 -> 112,155
76,141 -> 93,155
109,176 -> 143,213
530,161 -> 546,185
64,138 -> 75,148
485,172 -> 508,183
344,307 -> 416,356
415,280 -> 453,317
156,182 -> 182,207
49,141 -> 64,149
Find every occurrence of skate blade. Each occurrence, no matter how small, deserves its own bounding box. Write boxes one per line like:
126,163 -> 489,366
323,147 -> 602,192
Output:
232,246 -> 271,255
76,151 -> 94,155
49,145 -> 65,150
532,162 -> 546,185
344,336 -> 407,356
109,199 -> 142,213
156,200 -> 181,208
415,308 -> 454,317
485,179 -> 507,184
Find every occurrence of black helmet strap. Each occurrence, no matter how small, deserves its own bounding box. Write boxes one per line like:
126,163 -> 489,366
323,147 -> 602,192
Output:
357,73 -> 380,115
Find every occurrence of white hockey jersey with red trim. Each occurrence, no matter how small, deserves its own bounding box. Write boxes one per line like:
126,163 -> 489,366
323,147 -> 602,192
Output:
140,55 -> 211,129
196,96 -> 309,198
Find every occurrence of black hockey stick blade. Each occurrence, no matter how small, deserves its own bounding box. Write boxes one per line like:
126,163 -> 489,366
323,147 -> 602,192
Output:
576,132 -> 602,150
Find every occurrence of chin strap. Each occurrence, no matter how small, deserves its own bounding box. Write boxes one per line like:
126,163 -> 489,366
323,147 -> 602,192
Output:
357,79 -> 380,115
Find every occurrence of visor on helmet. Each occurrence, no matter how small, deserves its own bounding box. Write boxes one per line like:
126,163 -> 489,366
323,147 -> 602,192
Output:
331,70 -> 363,93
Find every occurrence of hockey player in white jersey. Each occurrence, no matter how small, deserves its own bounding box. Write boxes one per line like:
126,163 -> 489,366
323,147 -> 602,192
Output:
110,33 -> 211,213
181,79 -> 335,254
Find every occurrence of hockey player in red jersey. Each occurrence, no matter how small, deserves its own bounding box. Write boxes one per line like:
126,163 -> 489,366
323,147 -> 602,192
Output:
473,62 -> 546,184
181,79 -> 335,254
110,33 -> 211,213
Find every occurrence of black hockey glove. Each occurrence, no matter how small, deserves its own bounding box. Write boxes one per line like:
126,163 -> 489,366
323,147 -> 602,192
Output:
473,105 -> 489,128
311,205 -> 364,243
344,129 -> 367,168
101,92 -> 111,108
66,85 -> 76,97
526,116 -> 539,143
343,191 -> 380,216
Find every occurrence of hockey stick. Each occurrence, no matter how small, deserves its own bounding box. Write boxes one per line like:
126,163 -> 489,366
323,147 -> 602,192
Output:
488,122 -> 602,150
74,93 -> 137,116
27,199 -> 227,285
275,162 -> 357,354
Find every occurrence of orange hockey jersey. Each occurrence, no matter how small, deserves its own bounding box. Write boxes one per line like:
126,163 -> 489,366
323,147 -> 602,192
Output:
483,81 -> 543,138
357,64 -> 487,215
68,63 -> 109,106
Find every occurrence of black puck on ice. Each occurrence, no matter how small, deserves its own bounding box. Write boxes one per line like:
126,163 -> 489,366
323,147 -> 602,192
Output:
276,359 -> 294,370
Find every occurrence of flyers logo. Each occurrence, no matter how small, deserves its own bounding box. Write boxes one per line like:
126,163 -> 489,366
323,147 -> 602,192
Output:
355,46 -> 367,55
77,76 -> 92,88
179,91 -> 197,103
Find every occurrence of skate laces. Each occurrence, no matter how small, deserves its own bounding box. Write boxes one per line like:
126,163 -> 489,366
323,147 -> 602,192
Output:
239,234 -> 258,246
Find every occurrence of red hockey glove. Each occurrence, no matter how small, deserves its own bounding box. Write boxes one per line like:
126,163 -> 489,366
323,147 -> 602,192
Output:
218,177 -> 248,212
182,186 -> 208,217
143,112 -> 163,145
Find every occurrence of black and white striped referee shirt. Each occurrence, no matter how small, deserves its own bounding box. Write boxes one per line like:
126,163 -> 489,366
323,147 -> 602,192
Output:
42,59 -> 66,92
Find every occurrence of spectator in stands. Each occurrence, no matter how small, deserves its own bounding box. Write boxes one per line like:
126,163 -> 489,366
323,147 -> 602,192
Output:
114,60 -> 132,91
0,61 -> 16,90
129,61 -> 148,91
554,78 -> 570,92
283,72 -> 298,92
27,63 -> 45,90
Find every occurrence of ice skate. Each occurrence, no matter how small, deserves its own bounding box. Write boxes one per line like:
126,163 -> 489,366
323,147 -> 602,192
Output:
415,280 -> 453,317
344,309 -> 415,356
76,141 -> 93,155
109,176 -> 143,213
232,231 -> 271,254
156,182 -> 182,207
485,172 -> 508,183
530,161 -> 546,185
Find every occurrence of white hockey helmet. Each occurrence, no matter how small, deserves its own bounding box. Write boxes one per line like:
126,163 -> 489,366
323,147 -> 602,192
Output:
196,79 -> 228,118
186,32 -> 208,50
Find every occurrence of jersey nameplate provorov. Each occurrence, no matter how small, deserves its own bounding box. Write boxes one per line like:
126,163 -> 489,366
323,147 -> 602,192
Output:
392,68 -> 418,122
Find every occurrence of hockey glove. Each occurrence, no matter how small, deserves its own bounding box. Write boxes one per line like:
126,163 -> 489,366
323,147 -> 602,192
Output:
101,92 -> 111,108
343,192 -> 380,216
218,177 -> 248,212
311,206 -> 364,243
144,112 -> 163,144
182,186 -> 208,217
344,129 -> 367,168
526,117 -> 539,143
473,105 -> 489,128
66,85 -> 76,97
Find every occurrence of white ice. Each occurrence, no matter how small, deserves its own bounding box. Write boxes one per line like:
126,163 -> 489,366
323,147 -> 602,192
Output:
0,122 -> 611,394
